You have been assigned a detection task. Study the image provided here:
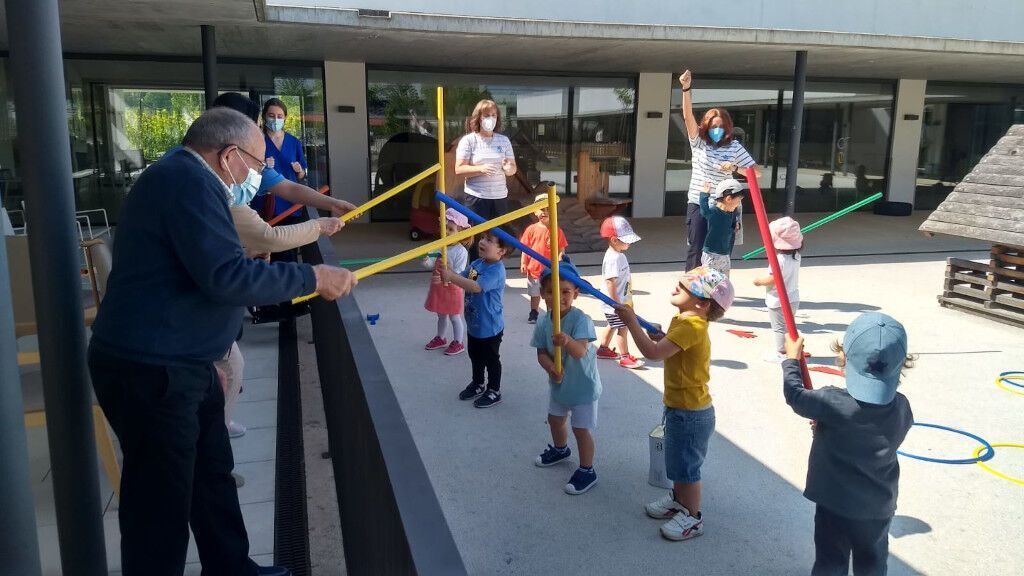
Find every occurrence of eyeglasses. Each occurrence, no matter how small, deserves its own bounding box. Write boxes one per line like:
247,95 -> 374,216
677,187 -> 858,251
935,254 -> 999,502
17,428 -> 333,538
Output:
232,146 -> 267,174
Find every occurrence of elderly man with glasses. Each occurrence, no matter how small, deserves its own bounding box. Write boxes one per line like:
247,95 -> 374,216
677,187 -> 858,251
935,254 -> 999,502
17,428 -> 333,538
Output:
88,107 -> 355,576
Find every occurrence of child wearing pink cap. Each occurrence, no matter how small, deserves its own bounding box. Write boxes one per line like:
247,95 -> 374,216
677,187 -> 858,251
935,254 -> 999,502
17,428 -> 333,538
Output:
753,217 -> 803,363
423,208 -> 473,356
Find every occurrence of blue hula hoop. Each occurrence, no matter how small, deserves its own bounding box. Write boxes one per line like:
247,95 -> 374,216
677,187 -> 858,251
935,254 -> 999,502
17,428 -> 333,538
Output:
998,371 -> 1024,389
896,422 -> 995,464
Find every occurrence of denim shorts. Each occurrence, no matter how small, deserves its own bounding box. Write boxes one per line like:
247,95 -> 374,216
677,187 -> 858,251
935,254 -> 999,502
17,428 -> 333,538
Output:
664,405 -> 716,483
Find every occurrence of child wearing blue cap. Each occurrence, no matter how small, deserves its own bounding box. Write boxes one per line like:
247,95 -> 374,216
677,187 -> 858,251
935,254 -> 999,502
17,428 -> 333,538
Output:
782,312 -> 915,576
531,262 -> 602,495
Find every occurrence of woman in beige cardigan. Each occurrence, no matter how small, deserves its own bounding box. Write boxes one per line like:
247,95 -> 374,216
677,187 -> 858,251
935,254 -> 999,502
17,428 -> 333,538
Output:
219,205 -> 343,442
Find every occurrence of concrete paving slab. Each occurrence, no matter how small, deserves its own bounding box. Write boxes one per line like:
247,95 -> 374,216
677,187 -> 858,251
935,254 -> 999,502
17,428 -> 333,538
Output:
351,226 -> 1022,576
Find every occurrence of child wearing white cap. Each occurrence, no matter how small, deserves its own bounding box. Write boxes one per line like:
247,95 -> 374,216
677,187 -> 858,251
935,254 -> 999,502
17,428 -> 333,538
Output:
595,215 -> 644,370
783,313 -> 915,575
698,179 -> 745,276
753,216 -> 803,362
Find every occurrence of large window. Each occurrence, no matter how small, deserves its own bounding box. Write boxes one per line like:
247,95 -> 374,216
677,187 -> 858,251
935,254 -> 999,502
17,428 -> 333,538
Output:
367,70 -> 635,221
665,79 -> 894,214
916,83 -> 1024,210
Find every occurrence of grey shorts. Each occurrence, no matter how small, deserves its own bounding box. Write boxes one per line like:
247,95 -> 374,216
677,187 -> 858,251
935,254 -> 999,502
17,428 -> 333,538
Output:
526,274 -> 541,297
549,399 -> 598,430
664,405 -> 716,483
701,250 -> 732,277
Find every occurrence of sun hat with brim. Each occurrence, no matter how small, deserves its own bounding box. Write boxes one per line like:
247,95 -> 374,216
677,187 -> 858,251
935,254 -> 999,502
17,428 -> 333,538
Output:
681,266 -> 734,310
712,178 -> 745,200
445,208 -> 470,229
843,312 -> 908,405
769,216 -> 803,250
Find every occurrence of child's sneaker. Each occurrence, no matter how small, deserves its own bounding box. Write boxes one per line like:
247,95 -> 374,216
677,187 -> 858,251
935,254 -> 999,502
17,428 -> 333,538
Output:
473,389 -> 502,408
645,491 -> 690,519
564,467 -> 597,495
618,354 -> 644,369
535,444 -> 572,467
660,511 -> 704,541
458,382 -> 485,401
443,341 -> 466,356
424,336 -> 447,350
528,309 -> 539,324
596,346 -> 619,360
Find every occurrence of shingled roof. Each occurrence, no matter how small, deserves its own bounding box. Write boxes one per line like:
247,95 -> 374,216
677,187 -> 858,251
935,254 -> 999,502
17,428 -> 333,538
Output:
919,124 -> 1024,249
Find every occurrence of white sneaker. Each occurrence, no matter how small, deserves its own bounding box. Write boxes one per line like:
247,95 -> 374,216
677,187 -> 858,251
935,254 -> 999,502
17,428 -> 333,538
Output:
660,511 -> 704,541
762,351 -> 786,364
227,420 -> 247,438
645,491 -> 690,519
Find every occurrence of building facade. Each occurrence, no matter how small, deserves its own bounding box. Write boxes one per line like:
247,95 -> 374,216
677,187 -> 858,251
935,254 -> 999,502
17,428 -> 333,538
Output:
1,0 -> 1022,224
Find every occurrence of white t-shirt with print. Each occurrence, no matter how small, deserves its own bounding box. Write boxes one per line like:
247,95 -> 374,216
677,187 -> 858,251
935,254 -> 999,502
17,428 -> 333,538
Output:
601,248 -> 632,314
456,132 -> 515,199
766,252 -> 800,309
687,136 -> 756,204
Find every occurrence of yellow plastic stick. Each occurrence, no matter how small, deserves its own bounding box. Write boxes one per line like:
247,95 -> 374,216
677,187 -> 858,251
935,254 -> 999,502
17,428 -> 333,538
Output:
293,197 -> 557,304
340,164 -> 441,223
436,87 -> 448,275
548,184 -> 562,379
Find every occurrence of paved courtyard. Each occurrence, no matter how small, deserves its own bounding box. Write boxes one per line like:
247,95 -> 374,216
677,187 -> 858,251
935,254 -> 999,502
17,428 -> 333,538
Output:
344,212 -> 1023,575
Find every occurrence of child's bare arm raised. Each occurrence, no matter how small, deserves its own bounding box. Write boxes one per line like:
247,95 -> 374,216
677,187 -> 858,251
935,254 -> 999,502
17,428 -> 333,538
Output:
615,304 -> 680,361
552,332 -> 588,360
440,267 -> 481,293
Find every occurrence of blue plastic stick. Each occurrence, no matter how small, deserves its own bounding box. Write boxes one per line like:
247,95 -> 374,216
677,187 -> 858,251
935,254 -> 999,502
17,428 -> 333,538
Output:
437,192 -> 661,334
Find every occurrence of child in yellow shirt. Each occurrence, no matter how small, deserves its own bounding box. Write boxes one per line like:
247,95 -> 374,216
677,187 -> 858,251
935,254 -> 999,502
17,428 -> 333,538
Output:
616,266 -> 734,542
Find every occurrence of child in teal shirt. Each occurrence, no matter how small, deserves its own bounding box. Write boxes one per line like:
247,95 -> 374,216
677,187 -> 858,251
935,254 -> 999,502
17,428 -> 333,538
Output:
530,262 -> 602,495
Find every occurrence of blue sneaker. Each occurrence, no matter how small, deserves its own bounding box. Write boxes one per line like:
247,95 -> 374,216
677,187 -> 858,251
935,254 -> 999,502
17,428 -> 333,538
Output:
565,467 -> 597,495
535,444 -> 572,467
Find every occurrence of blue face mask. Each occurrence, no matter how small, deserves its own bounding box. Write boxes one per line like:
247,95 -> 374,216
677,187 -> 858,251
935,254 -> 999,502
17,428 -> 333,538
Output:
266,117 -> 285,132
228,151 -> 263,206
709,127 -> 726,144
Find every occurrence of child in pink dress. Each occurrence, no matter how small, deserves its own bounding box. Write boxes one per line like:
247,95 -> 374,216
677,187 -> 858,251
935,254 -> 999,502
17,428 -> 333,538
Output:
424,209 -> 472,356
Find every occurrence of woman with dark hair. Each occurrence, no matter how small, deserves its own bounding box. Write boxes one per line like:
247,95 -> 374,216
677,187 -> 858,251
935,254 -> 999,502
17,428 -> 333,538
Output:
454,99 -> 517,220
254,97 -> 308,221
679,70 -> 758,270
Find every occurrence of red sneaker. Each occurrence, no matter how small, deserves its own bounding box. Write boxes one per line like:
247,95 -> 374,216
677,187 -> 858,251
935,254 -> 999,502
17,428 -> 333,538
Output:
443,341 -> 466,356
424,336 -> 447,350
618,354 -> 645,369
596,346 -> 620,360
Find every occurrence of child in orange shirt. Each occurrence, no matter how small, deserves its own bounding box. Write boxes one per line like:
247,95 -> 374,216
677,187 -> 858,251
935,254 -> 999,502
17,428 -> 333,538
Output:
519,192 -> 568,324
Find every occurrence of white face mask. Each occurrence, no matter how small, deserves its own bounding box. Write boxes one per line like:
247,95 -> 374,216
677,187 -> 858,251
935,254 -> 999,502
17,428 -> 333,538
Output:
481,116 -> 497,132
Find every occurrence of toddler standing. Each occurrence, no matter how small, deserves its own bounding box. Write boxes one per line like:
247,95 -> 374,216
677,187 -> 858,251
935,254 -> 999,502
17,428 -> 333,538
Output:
519,193 -> 568,324
753,216 -> 803,363
698,178 -> 744,276
595,215 -> 644,369
423,208 -> 472,356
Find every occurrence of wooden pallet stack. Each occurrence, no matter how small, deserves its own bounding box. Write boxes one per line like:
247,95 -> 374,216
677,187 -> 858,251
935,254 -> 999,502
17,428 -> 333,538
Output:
940,244 -> 1024,327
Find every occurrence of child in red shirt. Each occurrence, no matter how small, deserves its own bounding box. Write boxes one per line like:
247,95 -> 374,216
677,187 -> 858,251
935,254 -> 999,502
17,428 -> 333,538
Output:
519,192 -> 568,324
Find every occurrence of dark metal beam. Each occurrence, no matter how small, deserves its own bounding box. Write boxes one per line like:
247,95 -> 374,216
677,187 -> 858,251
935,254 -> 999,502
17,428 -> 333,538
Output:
784,50 -> 808,215
0,238 -> 42,574
202,25 -> 218,108
5,0 -> 107,573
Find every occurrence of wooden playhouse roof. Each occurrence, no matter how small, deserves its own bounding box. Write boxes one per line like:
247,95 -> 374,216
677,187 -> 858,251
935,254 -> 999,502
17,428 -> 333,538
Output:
919,124 -> 1024,249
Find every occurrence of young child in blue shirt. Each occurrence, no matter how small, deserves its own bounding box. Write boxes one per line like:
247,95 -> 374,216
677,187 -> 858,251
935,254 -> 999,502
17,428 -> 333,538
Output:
699,178 -> 744,276
441,230 -> 512,408
530,262 -> 602,495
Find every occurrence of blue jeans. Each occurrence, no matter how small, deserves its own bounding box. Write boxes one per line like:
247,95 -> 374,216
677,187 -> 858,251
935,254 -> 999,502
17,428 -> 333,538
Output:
664,405 -> 716,483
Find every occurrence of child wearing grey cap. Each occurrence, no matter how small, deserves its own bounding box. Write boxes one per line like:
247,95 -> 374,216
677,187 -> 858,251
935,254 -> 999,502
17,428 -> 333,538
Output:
782,312 -> 915,576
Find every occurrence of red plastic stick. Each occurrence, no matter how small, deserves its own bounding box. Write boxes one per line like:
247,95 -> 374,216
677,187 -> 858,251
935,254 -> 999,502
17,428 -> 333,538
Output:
744,167 -> 813,389
267,185 -> 330,226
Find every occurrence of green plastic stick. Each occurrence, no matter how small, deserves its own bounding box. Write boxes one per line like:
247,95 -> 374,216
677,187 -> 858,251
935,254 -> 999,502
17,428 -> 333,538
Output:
741,192 -> 883,260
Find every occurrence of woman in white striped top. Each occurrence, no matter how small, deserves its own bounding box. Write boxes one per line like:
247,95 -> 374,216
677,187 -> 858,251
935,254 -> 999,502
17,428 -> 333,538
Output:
455,99 -> 518,221
679,70 -> 759,270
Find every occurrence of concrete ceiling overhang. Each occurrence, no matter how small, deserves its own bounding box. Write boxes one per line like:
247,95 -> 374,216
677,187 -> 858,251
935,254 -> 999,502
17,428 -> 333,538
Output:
1,1 -> 1023,83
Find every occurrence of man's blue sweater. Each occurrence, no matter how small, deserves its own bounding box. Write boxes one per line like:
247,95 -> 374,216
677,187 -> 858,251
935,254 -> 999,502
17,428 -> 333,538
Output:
90,148 -> 316,366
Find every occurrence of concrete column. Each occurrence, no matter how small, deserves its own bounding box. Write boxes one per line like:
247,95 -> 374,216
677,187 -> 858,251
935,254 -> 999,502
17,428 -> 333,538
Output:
887,79 -> 927,205
324,61 -> 370,221
631,72 -> 672,218
784,51 -> 808,215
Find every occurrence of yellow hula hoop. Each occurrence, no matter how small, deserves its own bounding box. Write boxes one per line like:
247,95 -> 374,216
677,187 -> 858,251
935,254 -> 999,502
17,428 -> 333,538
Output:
995,375 -> 1024,397
974,444 -> 1024,486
